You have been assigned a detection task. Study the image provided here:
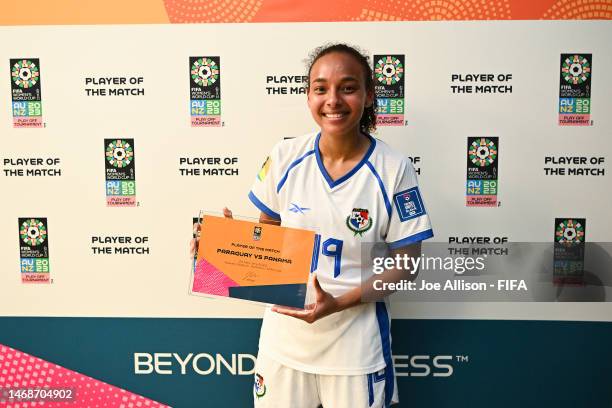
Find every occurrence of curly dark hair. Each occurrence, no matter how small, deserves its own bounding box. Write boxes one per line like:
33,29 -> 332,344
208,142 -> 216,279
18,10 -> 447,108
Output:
305,43 -> 377,134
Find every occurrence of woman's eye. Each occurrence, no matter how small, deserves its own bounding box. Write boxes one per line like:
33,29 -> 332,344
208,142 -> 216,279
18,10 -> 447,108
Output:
314,87 -> 326,93
343,86 -> 355,92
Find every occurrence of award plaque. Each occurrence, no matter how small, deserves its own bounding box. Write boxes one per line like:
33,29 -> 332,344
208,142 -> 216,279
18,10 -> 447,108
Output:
190,215 -> 317,308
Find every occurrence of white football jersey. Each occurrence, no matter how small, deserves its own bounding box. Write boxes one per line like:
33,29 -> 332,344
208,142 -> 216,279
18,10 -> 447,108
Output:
249,132 -> 433,383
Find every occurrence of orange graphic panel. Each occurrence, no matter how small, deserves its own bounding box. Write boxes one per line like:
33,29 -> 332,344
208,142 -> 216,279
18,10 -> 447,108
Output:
541,0 -> 612,19
0,0 -> 610,26
197,215 -> 315,286
162,0 -> 612,22
0,0 -> 169,25
350,0 -> 512,21
164,0 -> 263,23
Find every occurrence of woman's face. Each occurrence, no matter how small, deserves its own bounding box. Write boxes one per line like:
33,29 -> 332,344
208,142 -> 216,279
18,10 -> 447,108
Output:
307,52 -> 373,138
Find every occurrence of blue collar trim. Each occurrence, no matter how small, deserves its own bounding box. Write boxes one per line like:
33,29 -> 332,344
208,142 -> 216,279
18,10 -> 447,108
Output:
314,132 -> 376,189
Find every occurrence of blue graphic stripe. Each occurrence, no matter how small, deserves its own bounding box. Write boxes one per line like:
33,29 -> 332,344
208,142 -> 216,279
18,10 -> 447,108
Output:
315,133 -> 377,188
367,373 -> 374,406
310,234 -> 321,273
229,284 -> 306,309
365,161 -> 392,218
248,191 -> 281,220
375,302 -> 394,408
3,318 -> 612,408
276,150 -> 315,193
388,228 -> 434,250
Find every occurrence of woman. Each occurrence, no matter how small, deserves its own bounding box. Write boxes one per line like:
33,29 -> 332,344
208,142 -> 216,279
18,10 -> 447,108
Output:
244,44 -> 433,407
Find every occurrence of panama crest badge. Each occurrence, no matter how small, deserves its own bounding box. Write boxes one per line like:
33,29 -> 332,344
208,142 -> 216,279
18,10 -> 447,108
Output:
346,208 -> 373,236
254,373 -> 266,399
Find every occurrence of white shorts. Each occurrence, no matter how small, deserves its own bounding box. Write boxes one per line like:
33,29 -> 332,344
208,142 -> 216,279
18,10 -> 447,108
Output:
253,353 -> 398,408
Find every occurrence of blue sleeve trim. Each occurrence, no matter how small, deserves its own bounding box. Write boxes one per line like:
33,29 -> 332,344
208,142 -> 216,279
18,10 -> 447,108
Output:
375,302 -> 394,407
248,191 -> 281,220
367,373 -> 374,406
276,150 -> 315,193
365,161 -> 392,219
388,228 -> 434,249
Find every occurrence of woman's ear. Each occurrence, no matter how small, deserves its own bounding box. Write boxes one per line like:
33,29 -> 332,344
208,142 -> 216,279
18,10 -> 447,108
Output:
365,88 -> 374,108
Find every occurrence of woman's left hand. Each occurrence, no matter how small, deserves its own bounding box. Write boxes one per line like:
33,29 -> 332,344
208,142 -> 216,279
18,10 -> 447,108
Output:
272,275 -> 340,324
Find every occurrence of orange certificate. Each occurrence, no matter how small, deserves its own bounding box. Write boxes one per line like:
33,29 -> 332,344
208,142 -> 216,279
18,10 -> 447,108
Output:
191,215 -> 317,308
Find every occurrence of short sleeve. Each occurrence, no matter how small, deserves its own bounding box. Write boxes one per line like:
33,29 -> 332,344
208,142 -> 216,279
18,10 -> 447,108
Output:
385,160 -> 434,249
248,144 -> 282,220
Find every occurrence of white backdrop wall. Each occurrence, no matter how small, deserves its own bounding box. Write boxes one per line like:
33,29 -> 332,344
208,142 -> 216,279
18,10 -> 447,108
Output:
1,21 -> 610,320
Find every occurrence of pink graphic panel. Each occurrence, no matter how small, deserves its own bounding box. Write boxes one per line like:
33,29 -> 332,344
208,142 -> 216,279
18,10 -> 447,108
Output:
559,114 -> 591,126
192,258 -> 238,296
376,115 -> 404,126
13,117 -> 43,128
191,116 -> 221,127
20,273 -> 50,284
466,195 -> 498,207
0,344 -> 169,407
106,196 -> 137,207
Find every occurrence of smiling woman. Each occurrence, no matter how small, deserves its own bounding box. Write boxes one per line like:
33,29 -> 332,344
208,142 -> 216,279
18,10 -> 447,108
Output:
246,44 -> 434,408
303,45 -> 378,183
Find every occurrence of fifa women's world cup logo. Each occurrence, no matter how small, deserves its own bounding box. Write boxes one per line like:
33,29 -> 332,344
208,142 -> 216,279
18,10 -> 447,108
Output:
555,219 -> 585,244
106,139 -> 134,168
469,138 -> 497,167
561,55 -> 590,86
558,53 -> 592,126
373,54 -> 405,126
10,58 -> 43,128
190,56 -> 222,127
104,139 -> 137,207
18,217 -> 51,283
375,56 -> 404,86
12,60 -> 40,89
191,58 -> 219,87
466,137 -> 499,207
553,218 -> 586,285
20,219 -> 47,246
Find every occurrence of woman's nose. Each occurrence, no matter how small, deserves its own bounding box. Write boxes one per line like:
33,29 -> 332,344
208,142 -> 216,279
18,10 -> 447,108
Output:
326,88 -> 341,106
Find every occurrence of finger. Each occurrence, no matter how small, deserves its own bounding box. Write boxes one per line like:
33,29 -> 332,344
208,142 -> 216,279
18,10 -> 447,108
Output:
274,310 -> 312,322
312,274 -> 322,292
272,304 -> 304,313
223,207 -> 233,219
273,307 -> 306,317
272,305 -> 311,317
312,274 -> 327,302
304,303 -> 316,311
